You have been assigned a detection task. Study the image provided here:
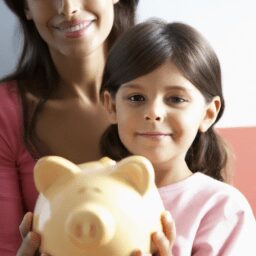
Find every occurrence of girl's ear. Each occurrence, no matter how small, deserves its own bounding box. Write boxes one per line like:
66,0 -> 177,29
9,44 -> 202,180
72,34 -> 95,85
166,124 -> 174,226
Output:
103,91 -> 117,124
199,96 -> 221,132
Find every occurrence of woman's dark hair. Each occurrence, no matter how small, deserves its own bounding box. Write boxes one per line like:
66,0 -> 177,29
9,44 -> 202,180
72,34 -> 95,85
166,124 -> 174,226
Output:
1,0 -> 139,157
100,19 -> 229,182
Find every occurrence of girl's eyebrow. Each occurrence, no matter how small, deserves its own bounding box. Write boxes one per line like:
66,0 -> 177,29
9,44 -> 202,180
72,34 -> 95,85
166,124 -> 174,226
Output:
164,85 -> 193,92
122,83 -> 192,92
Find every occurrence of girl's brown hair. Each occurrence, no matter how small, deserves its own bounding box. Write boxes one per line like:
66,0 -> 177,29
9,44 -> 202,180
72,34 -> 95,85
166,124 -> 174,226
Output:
100,19 -> 229,182
2,0 -> 139,157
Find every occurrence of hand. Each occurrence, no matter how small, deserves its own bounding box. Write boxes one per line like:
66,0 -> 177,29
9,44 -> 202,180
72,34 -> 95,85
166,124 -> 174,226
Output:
132,211 -> 176,256
16,212 -> 49,256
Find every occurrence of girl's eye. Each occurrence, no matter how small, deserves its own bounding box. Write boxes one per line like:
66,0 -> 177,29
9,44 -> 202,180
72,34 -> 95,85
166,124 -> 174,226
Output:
166,96 -> 188,105
128,95 -> 145,102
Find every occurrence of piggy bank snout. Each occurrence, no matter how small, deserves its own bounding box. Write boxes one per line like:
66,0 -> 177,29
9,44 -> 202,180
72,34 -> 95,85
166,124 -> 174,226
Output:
66,204 -> 116,247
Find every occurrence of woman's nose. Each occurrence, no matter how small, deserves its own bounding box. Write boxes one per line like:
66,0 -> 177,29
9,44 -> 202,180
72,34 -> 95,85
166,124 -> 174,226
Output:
57,0 -> 80,17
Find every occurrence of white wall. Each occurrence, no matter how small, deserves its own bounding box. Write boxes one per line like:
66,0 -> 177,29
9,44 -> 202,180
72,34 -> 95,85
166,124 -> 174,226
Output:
1,0 -> 255,127
137,0 -> 256,128
0,1 -> 21,78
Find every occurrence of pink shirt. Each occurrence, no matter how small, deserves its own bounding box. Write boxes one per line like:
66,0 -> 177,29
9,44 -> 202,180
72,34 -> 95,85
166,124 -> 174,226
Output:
159,172 -> 256,255
0,82 -> 38,255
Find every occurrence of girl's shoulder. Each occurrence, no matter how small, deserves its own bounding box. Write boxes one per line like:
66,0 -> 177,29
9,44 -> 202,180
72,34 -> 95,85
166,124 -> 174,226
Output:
160,173 -> 256,255
195,173 -> 250,206
159,172 -> 254,218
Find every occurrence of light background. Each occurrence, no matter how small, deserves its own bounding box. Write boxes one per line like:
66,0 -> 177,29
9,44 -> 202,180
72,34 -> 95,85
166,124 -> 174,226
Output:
1,0 -> 256,128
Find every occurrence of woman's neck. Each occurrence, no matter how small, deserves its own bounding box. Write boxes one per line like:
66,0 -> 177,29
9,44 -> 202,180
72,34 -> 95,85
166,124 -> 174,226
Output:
49,47 -> 106,102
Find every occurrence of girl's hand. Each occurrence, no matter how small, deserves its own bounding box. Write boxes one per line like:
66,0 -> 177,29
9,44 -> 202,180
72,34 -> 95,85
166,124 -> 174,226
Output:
132,211 -> 176,256
16,212 -> 49,256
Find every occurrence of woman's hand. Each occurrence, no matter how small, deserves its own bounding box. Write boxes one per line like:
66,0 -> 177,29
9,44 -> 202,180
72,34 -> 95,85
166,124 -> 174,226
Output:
132,211 -> 176,256
16,212 -> 48,256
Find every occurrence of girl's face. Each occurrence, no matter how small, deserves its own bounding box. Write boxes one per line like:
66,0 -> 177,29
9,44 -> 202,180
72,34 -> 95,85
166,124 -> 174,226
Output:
104,62 -> 220,170
25,0 -> 119,57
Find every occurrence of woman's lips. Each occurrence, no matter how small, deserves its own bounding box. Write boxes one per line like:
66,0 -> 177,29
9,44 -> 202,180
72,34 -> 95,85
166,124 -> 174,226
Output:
55,20 -> 94,38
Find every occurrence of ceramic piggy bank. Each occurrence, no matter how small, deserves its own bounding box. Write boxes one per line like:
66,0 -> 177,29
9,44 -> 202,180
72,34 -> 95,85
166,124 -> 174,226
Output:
33,155 -> 165,256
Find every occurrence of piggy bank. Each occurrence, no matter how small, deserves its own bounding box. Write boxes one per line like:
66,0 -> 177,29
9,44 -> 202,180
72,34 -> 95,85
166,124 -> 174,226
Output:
33,155 -> 165,256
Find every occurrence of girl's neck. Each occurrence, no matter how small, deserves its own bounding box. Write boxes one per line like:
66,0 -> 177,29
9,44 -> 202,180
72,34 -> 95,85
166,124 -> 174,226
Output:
153,158 -> 193,188
49,47 -> 106,102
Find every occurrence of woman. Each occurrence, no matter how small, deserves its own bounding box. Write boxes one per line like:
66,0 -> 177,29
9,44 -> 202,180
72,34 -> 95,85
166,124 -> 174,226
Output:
0,0 -> 138,255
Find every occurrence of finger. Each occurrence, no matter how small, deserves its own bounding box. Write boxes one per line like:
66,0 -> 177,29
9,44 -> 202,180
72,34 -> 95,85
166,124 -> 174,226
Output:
131,250 -> 152,256
161,211 -> 176,248
152,232 -> 170,256
19,212 -> 33,239
131,250 -> 142,256
16,231 -> 41,256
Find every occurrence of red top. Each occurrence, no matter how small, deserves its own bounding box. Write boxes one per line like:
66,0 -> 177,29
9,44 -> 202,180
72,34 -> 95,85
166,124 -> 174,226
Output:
0,82 -> 37,255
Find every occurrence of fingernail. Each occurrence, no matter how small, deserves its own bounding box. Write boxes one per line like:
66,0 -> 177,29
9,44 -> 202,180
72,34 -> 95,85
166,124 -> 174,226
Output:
28,231 -> 41,243
164,211 -> 173,222
152,231 -> 163,242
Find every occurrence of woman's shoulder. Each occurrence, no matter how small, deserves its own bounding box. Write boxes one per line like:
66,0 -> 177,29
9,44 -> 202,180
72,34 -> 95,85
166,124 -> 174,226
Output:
0,80 -> 20,107
0,80 -> 21,129
0,80 -> 23,153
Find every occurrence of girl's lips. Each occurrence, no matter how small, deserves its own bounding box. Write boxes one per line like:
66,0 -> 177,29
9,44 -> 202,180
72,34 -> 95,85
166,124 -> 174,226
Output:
137,132 -> 171,137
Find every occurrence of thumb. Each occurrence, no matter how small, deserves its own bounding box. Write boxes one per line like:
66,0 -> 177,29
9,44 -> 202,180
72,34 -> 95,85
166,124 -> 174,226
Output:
16,231 -> 41,256
131,251 -> 151,256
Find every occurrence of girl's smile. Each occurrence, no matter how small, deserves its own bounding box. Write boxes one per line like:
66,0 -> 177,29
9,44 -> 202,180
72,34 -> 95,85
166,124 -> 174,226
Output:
135,131 -> 172,146
136,131 -> 172,138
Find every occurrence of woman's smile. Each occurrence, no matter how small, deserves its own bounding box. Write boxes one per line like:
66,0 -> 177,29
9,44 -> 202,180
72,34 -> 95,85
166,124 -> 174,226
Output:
55,19 -> 95,39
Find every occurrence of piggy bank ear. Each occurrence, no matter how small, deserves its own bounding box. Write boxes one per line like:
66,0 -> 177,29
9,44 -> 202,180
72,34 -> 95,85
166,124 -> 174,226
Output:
78,157 -> 116,173
34,156 -> 80,195
112,156 -> 155,195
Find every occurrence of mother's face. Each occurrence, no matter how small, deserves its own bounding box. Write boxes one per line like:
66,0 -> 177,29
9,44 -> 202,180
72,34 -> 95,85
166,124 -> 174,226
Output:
24,0 -> 119,57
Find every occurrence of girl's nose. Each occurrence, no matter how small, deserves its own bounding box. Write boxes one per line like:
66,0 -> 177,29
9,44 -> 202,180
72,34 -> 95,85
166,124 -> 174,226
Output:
57,0 -> 80,17
144,115 -> 162,121
144,104 -> 165,122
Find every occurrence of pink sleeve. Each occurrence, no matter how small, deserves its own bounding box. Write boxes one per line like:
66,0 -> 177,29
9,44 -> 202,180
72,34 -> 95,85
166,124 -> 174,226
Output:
0,135 -> 24,254
192,193 -> 256,255
0,83 -> 27,255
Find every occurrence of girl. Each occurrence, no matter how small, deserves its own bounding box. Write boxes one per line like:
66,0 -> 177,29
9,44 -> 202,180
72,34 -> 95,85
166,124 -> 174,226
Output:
0,0 -> 139,255
100,19 -> 256,255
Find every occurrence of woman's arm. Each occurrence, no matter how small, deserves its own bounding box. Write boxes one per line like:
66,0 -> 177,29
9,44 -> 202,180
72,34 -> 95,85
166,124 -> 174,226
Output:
0,134 -> 24,254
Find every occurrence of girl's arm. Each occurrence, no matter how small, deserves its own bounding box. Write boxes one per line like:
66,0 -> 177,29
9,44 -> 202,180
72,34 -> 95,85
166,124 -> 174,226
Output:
192,191 -> 256,255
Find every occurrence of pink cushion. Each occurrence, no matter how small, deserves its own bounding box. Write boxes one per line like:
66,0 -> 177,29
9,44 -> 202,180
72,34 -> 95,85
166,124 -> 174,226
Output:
218,127 -> 256,217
